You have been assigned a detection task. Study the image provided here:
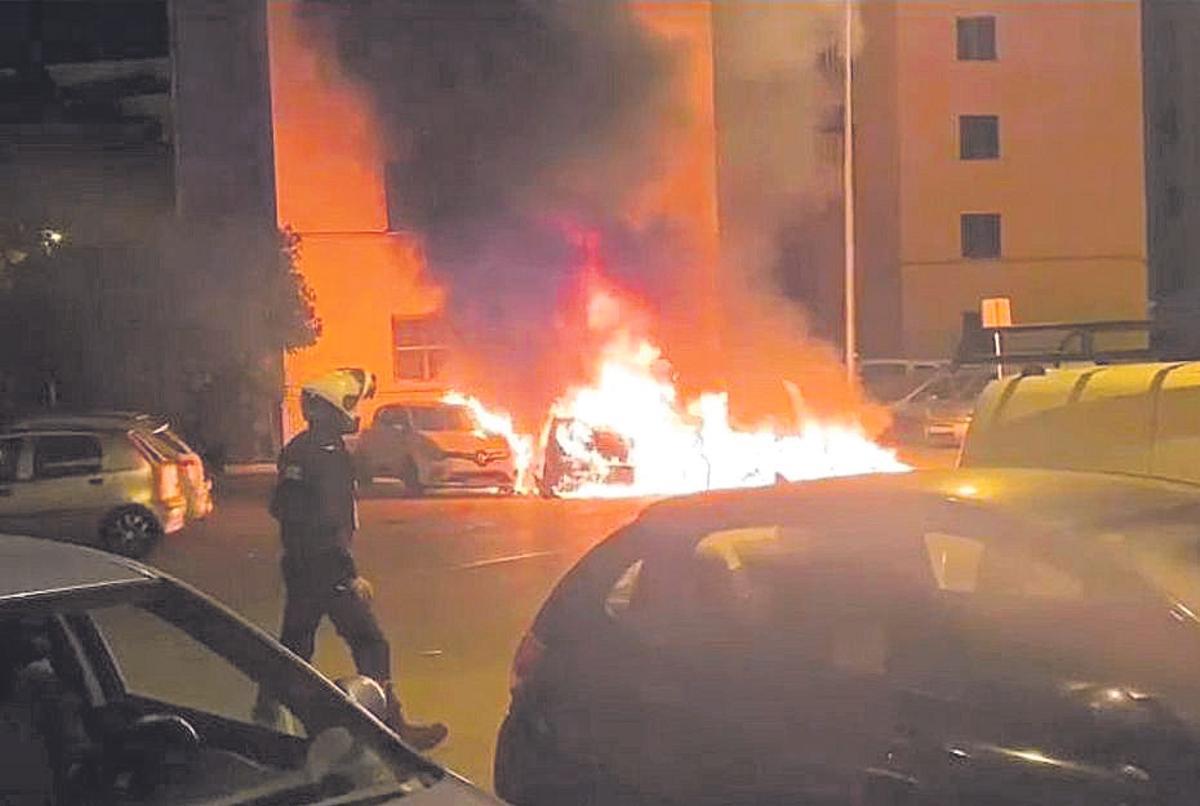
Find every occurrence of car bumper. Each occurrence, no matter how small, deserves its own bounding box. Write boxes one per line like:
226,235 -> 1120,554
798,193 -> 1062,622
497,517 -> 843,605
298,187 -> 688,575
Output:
426,458 -> 516,489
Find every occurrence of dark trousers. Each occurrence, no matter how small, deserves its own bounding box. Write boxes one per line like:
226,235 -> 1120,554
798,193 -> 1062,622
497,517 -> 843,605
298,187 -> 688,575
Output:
278,577 -> 391,683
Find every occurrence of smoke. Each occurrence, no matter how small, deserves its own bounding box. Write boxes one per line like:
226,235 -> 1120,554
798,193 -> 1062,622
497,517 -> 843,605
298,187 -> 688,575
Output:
295,0 -> 695,424
298,1 -> 887,434
711,3 -> 884,429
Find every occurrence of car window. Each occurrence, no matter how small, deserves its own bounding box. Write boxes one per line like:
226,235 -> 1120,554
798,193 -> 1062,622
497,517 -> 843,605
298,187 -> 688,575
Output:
409,405 -> 474,431
924,531 -> 1084,600
33,434 -> 102,479
91,603 -> 306,736
374,406 -> 406,428
0,438 -> 20,483
611,524 -> 895,676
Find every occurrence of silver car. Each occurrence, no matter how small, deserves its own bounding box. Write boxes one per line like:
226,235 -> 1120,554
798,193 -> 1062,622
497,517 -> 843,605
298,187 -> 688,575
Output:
0,534 -> 500,805
9,411 -> 214,520
0,427 -> 187,557
354,402 -> 516,496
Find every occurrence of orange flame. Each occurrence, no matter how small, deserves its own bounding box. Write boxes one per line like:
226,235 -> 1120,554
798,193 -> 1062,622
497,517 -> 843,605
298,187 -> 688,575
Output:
538,326 -> 907,499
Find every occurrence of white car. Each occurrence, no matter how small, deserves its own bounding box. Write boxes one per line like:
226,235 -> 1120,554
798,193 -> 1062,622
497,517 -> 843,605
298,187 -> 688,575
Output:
354,402 -> 516,496
0,534 -> 499,805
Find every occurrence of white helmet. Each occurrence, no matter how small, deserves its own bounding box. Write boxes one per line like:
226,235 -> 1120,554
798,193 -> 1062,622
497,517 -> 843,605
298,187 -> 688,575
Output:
301,368 -> 377,432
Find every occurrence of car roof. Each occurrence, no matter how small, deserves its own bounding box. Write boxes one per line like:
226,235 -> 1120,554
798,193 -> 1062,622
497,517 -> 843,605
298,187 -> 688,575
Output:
0,427 -> 126,439
9,411 -> 160,429
0,534 -> 158,601
637,468 -> 1200,540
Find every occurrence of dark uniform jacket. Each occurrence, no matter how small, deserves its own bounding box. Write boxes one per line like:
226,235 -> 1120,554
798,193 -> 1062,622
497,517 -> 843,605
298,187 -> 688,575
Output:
269,429 -> 359,590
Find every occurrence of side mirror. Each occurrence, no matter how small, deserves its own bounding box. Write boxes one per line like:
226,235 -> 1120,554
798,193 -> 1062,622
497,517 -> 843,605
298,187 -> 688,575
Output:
336,675 -> 389,722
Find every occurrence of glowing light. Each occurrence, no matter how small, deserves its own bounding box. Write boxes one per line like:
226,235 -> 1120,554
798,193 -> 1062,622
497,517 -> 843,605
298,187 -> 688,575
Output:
442,390 -> 534,493
538,276 -> 909,498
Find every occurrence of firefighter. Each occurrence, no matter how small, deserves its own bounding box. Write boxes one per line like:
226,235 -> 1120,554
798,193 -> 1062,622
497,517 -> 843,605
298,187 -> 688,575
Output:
261,368 -> 448,750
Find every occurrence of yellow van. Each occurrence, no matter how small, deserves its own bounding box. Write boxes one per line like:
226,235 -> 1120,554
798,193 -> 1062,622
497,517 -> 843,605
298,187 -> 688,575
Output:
959,361 -> 1200,483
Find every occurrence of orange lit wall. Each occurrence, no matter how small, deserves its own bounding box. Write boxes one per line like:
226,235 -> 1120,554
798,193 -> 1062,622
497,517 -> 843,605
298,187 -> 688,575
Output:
266,2 -> 442,437
893,1 -> 1147,356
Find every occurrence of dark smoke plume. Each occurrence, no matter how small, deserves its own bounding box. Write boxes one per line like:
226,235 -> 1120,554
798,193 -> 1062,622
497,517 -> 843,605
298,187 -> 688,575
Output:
296,0 -> 693,422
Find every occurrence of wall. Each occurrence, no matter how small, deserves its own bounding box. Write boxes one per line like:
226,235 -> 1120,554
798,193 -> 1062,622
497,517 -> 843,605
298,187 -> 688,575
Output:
1142,0 -> 1200,301
265,1 -> 443,437
895,0 -> 1147,357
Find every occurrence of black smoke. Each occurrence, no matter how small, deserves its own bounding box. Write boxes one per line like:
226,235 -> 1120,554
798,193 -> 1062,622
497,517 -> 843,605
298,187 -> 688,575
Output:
297,0 -> 692,418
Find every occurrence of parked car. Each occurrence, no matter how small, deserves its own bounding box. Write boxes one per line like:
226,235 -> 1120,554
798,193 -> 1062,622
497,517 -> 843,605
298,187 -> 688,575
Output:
353,401 -> 516,496
9,411 -> 213,520
0,533 -> 498,805
497,468 -> 1200,805
537,416 -> 635,497
0,427 -> 186,558
860,358 -> 948,403
886,364 -> 996,447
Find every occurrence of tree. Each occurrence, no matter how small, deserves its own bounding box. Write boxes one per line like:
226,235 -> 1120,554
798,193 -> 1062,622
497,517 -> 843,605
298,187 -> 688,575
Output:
0,218 -> 321,461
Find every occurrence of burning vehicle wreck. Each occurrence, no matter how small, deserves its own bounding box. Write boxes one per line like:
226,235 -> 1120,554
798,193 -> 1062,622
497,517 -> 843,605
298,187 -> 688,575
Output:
537,416 -> 635,497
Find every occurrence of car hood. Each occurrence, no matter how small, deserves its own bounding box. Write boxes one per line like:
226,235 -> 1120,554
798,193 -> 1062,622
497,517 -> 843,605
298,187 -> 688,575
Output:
421,430 -> 508,455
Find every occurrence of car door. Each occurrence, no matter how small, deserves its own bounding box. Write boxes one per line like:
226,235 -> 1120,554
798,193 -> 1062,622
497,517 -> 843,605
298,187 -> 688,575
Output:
565,522 -> 909,805
19,433 -> 110,541
362,406 -> 409,475
0,435 -> 30,530
671,527 -> 912,805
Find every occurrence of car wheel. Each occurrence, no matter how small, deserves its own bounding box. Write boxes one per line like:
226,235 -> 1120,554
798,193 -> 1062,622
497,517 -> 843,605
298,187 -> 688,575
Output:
100,506 -> 163,559
401,460 -> 424,498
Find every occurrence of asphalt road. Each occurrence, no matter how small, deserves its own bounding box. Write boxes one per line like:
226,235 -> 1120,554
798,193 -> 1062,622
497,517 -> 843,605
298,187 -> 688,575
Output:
150,476 -> 648,793
149,446 -> 954,794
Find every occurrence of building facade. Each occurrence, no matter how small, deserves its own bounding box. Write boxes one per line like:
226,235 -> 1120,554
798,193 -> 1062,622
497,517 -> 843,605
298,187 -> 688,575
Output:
867,0 -> 1149,358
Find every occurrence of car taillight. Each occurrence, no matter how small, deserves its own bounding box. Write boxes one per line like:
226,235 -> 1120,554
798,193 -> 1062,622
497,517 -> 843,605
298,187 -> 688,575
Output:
510,630 -> 546,694
157,463 -> 182,501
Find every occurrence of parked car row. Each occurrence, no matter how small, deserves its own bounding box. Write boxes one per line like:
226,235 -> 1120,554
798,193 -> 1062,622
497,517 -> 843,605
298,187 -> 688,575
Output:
0,411 -> 213,558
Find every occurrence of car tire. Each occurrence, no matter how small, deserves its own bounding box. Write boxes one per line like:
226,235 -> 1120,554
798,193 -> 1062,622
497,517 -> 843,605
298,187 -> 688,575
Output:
401,460 -> 424,498
100,506 -> 163,559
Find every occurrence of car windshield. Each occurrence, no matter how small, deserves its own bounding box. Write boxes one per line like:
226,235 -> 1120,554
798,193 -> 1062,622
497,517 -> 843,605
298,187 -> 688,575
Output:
1,580 -> 438,805
409,405 -> 475,432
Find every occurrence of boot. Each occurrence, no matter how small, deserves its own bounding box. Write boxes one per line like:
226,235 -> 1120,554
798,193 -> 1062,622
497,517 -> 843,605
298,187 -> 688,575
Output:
383,681 -> 448,752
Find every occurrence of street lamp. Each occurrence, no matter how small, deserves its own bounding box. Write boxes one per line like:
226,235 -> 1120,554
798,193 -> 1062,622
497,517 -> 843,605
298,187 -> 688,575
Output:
842,0 -> 857,383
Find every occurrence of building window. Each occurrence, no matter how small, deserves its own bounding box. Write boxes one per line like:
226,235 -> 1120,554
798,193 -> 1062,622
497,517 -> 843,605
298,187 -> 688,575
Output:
957,16 -> 996,61
392,315 -> 449,382
961,213 -> 1001,259
960,115 -> 999,160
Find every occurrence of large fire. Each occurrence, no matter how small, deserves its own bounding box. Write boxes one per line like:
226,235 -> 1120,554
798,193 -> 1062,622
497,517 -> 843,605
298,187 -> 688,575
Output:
447,264 -> 908,499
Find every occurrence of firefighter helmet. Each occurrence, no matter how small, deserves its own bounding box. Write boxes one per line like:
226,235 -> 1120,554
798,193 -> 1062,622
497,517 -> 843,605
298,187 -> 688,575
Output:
301,368 -> 377,433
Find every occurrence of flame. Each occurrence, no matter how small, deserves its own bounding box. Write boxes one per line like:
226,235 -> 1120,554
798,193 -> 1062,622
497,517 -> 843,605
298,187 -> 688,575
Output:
538,329 -> 908,499
440,234 -> 906,500
442,390 -> 535,493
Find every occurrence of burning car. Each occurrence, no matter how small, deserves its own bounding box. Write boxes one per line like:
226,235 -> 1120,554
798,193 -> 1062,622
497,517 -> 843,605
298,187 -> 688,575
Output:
353,400 -> 516,496
537,416 -> 635,497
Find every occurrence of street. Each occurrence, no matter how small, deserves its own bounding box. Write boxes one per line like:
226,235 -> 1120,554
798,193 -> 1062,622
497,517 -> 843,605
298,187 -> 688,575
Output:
150,475 -> 648,793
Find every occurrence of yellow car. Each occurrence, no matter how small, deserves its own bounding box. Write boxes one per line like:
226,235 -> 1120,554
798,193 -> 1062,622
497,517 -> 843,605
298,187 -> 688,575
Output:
0,427 -> 187,557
